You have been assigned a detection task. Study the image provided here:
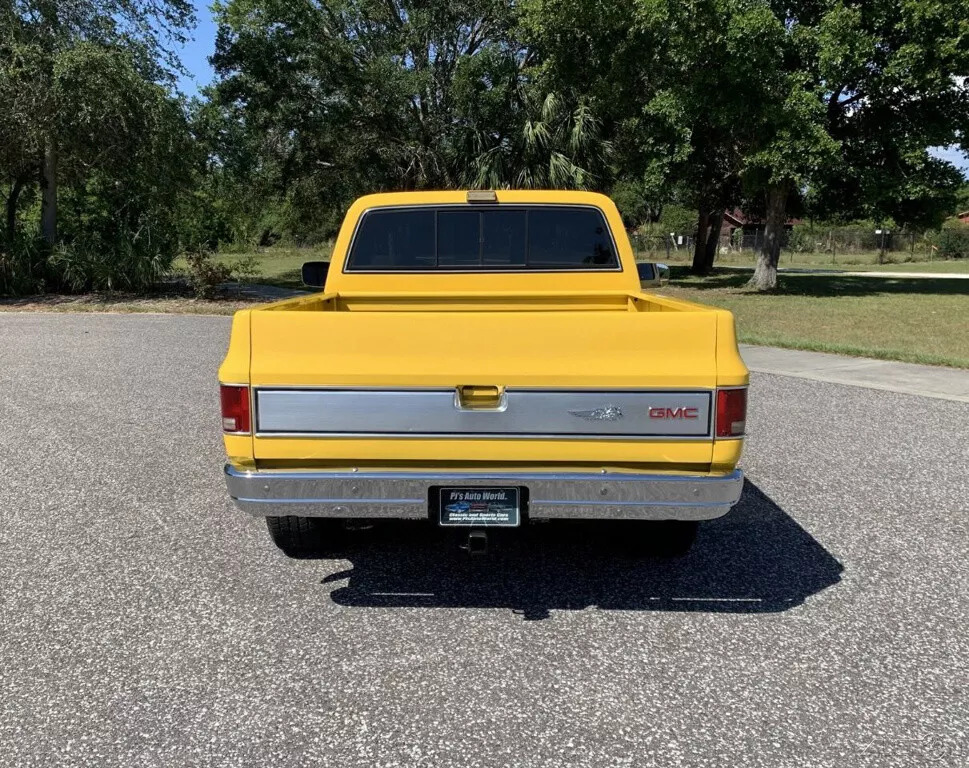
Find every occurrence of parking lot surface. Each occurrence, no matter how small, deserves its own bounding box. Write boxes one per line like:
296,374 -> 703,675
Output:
1,313 -> 967,767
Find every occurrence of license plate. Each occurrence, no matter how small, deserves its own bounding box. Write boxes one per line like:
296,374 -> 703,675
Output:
438,487 -> 520,527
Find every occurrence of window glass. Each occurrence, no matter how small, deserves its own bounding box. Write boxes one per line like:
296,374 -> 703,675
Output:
437,211 -> 480,266
482,210 -> 527,266
526,208 -> 615,266
346,206 -> 617,271
348,209 -> 434,269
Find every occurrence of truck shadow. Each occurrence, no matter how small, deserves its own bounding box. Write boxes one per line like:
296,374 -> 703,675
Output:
319,480 -> 843,619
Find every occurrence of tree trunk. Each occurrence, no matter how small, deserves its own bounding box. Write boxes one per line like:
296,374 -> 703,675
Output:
691,205 -> 710,275
702,210 -> 723,272
40,140 -> 57,245
747,184 -> 788,291
6,175 -> 26,241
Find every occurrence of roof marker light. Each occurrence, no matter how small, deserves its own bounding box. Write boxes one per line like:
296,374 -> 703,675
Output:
466,190 -> 498,203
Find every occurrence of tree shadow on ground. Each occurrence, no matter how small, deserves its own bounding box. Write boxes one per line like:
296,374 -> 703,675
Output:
256,268 -> 305,291
668,266 -> 969,298
317,481 -> 843,620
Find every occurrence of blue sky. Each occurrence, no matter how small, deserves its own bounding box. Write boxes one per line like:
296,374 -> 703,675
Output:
175,0 -> 217,95
174,1 -> 968,176
931,145 -> 969,175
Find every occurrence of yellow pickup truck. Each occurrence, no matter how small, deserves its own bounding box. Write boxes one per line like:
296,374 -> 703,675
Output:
219,190 -> 748,557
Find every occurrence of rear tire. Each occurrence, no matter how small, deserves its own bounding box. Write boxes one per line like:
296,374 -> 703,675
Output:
622,520 -> 698,558
648,520 -> 699,557
265,516 -> 341,558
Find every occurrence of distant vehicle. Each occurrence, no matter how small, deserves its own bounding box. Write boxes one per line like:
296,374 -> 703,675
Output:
220,190 -> 747,557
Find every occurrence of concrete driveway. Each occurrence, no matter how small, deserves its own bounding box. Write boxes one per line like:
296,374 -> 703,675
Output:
1,314 -> 967,767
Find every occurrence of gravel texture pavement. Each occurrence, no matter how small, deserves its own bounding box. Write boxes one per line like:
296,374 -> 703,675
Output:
1,313 -> 967,768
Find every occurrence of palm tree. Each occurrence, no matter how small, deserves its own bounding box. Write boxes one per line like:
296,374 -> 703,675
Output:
470,92 -> 611,190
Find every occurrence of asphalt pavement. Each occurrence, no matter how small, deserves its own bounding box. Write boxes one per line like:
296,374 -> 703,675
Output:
1,313 -> 967,768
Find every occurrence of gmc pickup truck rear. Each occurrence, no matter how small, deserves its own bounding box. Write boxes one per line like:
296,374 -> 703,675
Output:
219,190 -> 748,556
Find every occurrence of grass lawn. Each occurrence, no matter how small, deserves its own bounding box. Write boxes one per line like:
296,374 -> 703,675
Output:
641,250 -> 969,274
805,260 -> 969,273
659,268 -> 969,368
213,246 -> 331,290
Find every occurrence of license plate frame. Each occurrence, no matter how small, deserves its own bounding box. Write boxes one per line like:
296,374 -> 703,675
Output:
438,487 -> 521,528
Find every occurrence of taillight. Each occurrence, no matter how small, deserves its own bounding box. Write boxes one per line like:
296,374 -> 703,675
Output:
716,388 -> 747,437
220,385 -> 251,434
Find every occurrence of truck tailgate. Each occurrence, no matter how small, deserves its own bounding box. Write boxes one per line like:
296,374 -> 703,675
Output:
248,304 -> 721,465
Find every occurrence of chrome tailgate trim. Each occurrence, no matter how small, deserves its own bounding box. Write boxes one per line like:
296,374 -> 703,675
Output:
254,388 -> 712,438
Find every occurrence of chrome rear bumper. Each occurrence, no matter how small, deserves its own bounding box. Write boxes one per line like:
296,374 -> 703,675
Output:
224,465 -> 744,522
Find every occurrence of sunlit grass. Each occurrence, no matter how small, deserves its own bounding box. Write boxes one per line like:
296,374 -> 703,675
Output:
636,249 -> 969,273
659,269 -> 969,368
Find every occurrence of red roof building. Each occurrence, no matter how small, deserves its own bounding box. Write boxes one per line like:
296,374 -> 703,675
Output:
719,209 -> 800,246
722,208 -> 800,231
716,209 -> 801,248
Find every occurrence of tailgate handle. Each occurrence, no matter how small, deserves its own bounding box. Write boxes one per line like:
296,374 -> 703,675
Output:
455,385 -> 507,411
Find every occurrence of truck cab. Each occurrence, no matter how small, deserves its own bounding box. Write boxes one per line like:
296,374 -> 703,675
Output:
219,190 -> 747,556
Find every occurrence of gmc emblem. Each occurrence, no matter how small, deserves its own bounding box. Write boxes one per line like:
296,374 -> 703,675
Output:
649,407 -> 700,419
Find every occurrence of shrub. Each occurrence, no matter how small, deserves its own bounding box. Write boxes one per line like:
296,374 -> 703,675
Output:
785,227 -> 816,253
937,226 -> 969,260
46,238 -> 173,293
183,251 -> 234,299
0,232 -> 175,296
182,251 -> 262,298
658,205 -> 698,237
0,236 -> 46,296
233,254 -> 261,281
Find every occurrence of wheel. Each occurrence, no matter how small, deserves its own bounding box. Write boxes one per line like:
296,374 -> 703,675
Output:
642,520 -> 699,557
610,520 -> 698,558
265,516 -> 342,557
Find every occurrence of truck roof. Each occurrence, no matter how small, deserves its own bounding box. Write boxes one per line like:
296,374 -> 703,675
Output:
324,190 -> 641,295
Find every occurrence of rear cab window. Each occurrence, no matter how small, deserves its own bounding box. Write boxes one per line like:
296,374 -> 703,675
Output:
345,206 -> 619,272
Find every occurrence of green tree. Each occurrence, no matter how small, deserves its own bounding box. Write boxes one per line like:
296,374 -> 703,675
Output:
208,0 -> 525,240
50,44 -> 196,290
0,0 -> 193,246
953,182 -> 969,217
470,91 -> 612,190
747,0 -> 969,289
521,0 -> 969,290
0,2 -> 197,293
207,0 -> 619,241
519,0 -> 765,275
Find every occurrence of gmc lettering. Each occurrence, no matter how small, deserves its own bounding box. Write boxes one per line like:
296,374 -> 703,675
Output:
649,407 -> 700,419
